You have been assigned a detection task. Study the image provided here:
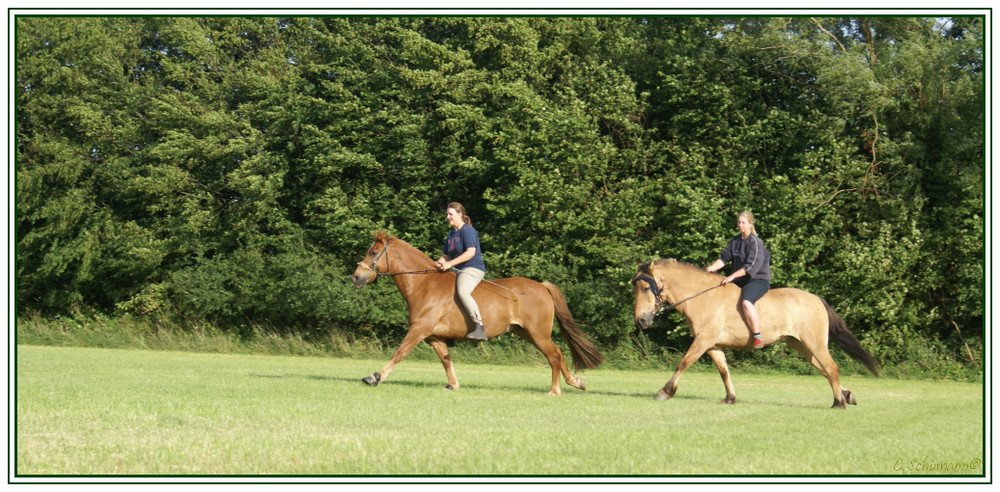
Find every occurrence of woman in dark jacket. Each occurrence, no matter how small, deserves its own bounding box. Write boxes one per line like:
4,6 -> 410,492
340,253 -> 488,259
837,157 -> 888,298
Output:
705,210 -> 771,349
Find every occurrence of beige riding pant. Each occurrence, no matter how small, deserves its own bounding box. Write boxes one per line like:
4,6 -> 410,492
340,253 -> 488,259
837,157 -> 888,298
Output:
455,268 -> 485,324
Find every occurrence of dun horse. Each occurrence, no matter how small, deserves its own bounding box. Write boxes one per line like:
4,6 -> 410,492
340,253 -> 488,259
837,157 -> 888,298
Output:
632,259 -> 879,408
351,231 -> 604,395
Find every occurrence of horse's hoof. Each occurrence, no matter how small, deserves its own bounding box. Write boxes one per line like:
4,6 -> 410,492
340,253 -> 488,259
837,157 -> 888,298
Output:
362,372 -> 381,387
831,399 -> 847,409
655,384 -> 676,401
718,396 -> 736,404
843,390 -> 857,405
577,378 -> 586,391
443,384 -> 455,390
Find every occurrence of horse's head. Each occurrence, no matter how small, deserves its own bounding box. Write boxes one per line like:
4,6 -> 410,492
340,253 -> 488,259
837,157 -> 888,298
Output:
631,261 -> 664,330
350,231 -> 391,288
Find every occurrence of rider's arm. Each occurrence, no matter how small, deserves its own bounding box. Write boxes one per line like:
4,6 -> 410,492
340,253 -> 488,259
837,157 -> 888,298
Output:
705,259 -> 726,273
439,248 -> 476,270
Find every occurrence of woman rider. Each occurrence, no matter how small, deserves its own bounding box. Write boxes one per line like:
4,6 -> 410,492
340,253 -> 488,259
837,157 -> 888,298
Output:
705,210 -> 771,349
434,202 -> 488,341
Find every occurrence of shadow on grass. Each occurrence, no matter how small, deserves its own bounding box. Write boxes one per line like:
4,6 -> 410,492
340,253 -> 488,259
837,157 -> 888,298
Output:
251,372 -> 846,409
250,372 -> 590,395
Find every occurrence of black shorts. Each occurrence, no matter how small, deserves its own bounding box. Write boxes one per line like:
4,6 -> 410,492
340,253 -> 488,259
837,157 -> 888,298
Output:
735,278 -> 770,304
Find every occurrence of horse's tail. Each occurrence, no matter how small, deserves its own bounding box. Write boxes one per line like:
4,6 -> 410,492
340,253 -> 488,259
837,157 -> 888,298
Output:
823,298 -> 880,377
542,281 -> 605,371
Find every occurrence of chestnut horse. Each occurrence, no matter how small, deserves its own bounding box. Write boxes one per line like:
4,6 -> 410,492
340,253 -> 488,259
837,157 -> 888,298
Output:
350,231 -> 604,395
632,259 -> 879,408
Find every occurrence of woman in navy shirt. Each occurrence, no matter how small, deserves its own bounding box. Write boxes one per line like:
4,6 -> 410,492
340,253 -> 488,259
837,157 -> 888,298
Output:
705,210 -> 771,349
434,202 -> 488,341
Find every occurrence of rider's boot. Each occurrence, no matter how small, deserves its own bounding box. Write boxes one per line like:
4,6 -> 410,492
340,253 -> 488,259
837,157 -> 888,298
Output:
466,322 -> 488,341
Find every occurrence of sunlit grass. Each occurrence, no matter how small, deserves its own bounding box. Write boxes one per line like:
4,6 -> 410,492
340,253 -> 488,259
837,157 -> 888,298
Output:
15,345 -> 984,478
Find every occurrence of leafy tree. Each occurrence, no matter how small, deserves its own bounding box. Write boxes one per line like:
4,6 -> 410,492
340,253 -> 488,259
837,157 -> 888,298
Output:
15,15 -> 983,367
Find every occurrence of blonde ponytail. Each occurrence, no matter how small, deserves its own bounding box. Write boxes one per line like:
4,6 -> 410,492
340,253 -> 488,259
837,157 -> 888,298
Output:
738,210 -> 757,236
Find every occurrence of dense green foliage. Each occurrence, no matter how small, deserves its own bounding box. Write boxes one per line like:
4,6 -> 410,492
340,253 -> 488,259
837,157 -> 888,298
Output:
16,16 -> 984,368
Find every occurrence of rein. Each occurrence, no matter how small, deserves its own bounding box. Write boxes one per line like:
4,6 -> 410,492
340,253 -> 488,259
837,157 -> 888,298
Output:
378,269 -> 438,277
452,267 -> 526,296
357,238 -> 523,295
357,238 -> 437,277
634,274 -> 721,315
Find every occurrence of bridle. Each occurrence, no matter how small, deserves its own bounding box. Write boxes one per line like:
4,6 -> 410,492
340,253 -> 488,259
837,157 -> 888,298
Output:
356,238 -> 393,277
633,272 -> 669,313
633,270 -> 722,315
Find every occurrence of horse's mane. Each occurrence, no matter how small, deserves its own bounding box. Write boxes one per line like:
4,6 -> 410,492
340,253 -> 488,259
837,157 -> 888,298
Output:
635,258 -> 712,280
375,231 -> 437,266
375,231 -> 415,250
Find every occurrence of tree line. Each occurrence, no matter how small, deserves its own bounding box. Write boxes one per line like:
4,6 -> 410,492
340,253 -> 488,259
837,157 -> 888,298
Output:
16,16 -> 984,366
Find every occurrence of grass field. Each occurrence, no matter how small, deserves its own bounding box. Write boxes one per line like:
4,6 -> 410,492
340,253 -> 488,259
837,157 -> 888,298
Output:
14,345 -> 985,479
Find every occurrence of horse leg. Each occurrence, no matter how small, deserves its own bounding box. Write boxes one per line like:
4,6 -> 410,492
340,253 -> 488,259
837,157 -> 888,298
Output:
706,348 -> 737,404
554,342 -> 587,392
657,336 -> 714,401
363,328 -> 428,387
546,345 -> 565,396
425,338 -> 459,390
785,338 -> 849,409
513,327 -> 582,396
545,331 -> 587,392
536,337 -> 572,396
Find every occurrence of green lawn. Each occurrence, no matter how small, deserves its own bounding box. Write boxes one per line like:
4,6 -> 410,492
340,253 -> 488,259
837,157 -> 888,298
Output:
14,345 -> 985,479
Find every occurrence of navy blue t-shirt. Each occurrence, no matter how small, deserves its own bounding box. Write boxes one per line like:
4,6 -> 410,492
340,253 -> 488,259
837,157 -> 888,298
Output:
443,224 -> 486,272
